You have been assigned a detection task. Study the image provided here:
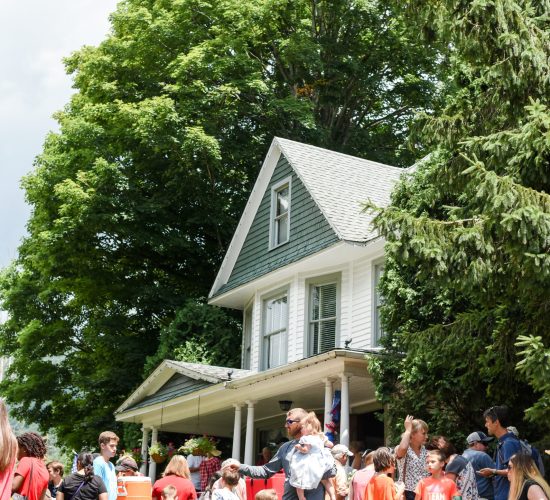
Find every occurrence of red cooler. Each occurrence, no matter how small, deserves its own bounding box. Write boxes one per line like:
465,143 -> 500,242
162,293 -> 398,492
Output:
245,472 -> 286,499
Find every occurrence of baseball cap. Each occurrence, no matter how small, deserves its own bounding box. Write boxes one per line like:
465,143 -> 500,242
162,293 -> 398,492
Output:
466,431 -> 493,445
115,456 -> 138,472
331,444 -> 354,458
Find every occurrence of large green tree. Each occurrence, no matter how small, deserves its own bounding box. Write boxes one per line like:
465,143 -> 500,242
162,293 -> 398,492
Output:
369,0 -> 550,445
0,0 -> 439,449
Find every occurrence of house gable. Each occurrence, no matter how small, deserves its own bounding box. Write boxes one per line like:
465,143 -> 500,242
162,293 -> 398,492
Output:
215,154 -> 339,297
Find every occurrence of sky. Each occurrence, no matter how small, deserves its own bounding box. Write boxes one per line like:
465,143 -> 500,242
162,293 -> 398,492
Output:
0,0 -> 119,269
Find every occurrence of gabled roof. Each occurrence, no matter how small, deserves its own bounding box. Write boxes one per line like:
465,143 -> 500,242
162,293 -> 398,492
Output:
209,137 -> 408,299
115,360 -> 251,414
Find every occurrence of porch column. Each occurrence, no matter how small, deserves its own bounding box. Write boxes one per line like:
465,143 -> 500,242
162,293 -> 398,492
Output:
244,400 -> 256,465
140,426 -> 150,475
148,427 -> 158,481
340,374 -> 350,447
232,403 -> 243,460
323,378 -> 334,431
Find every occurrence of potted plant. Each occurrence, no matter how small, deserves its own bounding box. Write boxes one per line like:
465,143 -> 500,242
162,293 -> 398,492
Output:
149,442 -> 168,463
178,436 -> 218,456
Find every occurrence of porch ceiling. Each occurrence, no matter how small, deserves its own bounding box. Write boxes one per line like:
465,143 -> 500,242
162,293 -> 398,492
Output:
115,350 -> 381,437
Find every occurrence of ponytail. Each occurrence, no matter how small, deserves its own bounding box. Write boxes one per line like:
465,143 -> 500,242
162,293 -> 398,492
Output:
77,452 -> 95,483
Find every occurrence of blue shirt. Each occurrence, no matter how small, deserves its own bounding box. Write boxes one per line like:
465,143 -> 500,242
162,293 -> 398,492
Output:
93,456 -> 117,500
494,432 -> 522,500
462,448 -> 495,499
239,440 -> 336,500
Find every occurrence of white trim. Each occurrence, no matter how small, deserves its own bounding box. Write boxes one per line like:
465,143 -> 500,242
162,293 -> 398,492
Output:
268,176 -> 292,250
260,286 -> 290,371
371,259 -> 385,347
242,300 -> 254,370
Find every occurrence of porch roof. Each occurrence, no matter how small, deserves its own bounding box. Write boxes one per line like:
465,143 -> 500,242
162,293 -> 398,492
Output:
115,349 -> 383,437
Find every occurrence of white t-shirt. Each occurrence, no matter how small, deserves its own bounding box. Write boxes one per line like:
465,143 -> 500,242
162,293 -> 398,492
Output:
187,455 -> 205,490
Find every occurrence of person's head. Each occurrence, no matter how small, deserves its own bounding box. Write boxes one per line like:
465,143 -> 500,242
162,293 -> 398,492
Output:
164,455 -> 191,479
507,453 -> 550,500
428,436 -> 456,462
426,449 -> 446,476
77,452 -> 95,483
115,456 -> 139,476
362,450 -> 375,468
466,431 -> 492,451
255,489 -> 278,500
285,408 -> 307,439
98,431 -> 119,459
300,412 -> 322,437
260,447 -> 272,462
221,458 -> 240,470
222,468 -> 240,487
46,461 -> 64,482
409,419 -> 429,447
483,406 -> 510,436
17,432 -> 47,459
373,447 -> 396,473
0,400 -> 17,472
331,444 -> 354,466
161,485 -> 178,500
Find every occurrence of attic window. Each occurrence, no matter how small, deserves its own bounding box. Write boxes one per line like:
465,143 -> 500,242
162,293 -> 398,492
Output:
269,177 -> 291,249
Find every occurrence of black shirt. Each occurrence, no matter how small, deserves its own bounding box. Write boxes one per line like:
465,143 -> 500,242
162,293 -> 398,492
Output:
59,473 -> 107,500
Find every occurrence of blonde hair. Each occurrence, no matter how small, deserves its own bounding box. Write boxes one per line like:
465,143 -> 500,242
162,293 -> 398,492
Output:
300,412 -> 322,436
164,455 -> 191,479
161,485 -> 178,500
508,453 -> 550,500
0,400 -> 17,471
411,419 -> 428,434
255,489 -> 278,500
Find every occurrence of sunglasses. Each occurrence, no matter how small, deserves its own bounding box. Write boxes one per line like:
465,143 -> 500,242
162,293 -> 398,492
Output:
285,418 -> 300,425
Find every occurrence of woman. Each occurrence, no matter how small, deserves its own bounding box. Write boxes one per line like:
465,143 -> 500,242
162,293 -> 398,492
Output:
508,453 -> 550,500
152,455 -> 197,500
12,432 -> 49,500
0,400 -> 17,500
429,436 -> 478,500
394,416 -> 429,500
57,452 -> 107,500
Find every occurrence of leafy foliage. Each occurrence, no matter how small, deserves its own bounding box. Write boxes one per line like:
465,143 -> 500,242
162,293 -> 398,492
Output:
368,0 -> 550,446
0,0 -> 440,449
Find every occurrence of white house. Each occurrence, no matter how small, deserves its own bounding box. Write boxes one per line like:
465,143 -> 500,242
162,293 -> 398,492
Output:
114,137 -> 410,479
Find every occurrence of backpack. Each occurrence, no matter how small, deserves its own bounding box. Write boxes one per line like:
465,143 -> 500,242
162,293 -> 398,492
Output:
518,439 -> 545,476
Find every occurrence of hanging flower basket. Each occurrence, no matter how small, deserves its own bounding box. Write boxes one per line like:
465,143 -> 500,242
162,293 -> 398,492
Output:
178,436 -> 218,456
149,442 -> 168,463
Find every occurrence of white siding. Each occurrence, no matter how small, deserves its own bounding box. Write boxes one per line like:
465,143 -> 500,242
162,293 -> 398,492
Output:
245,243 -> 385,372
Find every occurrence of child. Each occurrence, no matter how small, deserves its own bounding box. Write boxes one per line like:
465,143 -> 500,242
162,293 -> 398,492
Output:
415,450 -> 458,500
93,431 -> 119,500
212,470 -> 240,500
162,485 -> 179,500
255,489 -> 278,500
289,412 -> 336,500
365,447 -> 404,500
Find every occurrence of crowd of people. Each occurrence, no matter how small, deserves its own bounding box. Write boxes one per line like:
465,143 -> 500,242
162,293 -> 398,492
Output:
0,400 -> 548,500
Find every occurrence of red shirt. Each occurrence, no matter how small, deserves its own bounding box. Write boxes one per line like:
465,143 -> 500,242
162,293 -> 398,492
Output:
199,458 -> 221,491
152,475 -> 197,500
0,460 -> 15,500
14,457 -> 49,500
415,476 -> 458,500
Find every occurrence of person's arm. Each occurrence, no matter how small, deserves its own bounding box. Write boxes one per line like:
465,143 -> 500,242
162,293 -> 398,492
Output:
526,484 -> 548,500
56,491 -> 64,500
237,444 -> 287,479
395,416 -> 414,459
99,493 -> 108,500
12,475 -> 24,494
334,468 -> 349,498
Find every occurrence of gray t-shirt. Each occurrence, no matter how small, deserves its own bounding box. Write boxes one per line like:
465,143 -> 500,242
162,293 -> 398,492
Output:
239,440 -> 336,500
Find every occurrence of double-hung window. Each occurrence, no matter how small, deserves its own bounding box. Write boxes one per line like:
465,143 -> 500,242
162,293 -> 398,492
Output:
308,279 -> 338,355
269,178 -> 291,248
262,293 -> 288,369
372,262 -> 385,347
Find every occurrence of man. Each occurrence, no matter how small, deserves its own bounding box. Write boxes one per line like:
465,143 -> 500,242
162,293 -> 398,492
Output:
115,456 -> 142,477
93,431 -> 119,500
462,432 -> 495,500
478,406 -> 521,500
229,408 -> 336,500
330,445 -> 354,500
187,453 -> 205,492
46,461 -> 64,499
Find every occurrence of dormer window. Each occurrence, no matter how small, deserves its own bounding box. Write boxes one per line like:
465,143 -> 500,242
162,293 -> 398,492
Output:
269,177 -> 291,249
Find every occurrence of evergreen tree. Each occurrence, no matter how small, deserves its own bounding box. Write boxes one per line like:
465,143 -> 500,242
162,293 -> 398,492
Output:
369,0 -> 550,444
